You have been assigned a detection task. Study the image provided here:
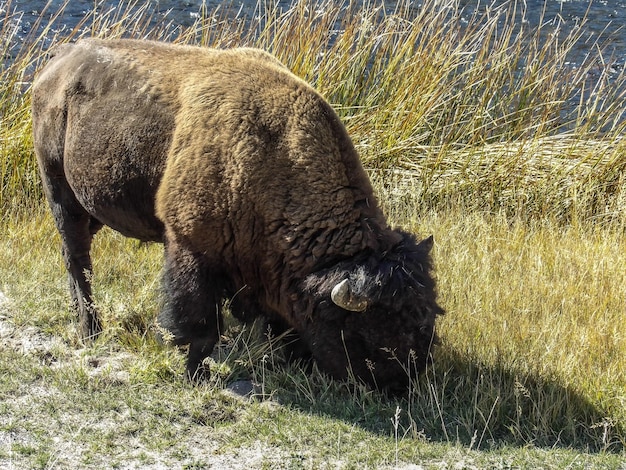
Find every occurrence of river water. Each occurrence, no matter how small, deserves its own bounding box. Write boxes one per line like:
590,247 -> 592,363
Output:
3,0 -> 626,67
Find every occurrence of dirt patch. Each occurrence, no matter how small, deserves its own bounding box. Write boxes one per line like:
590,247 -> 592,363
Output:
0,290 -> 432,469
0,290 -> 291,469
0,291 -> 64,356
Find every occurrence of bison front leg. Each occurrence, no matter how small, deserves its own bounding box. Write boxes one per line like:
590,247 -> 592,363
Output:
158,239 -> 224,381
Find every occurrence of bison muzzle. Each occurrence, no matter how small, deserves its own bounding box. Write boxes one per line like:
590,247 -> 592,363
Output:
32,38 -> 444,391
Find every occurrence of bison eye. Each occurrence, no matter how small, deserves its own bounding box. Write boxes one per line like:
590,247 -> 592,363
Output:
419,325 -> 432,335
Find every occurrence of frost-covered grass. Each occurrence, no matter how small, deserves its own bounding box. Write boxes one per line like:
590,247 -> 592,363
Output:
0,0 -> 624,467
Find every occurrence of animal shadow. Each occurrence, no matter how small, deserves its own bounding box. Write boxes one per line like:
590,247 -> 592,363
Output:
252,344 -> 624,454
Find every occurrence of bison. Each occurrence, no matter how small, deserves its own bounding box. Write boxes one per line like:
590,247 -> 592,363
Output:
32,38 -> 444,390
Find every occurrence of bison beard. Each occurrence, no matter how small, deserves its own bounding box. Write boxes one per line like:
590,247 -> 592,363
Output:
32,38 -> 444,391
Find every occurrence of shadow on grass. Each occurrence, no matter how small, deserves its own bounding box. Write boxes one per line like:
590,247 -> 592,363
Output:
254,344 -> 625,454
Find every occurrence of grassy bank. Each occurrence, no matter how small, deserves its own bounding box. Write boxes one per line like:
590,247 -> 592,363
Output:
1,206 -> 624,468
0,0 -> 625,467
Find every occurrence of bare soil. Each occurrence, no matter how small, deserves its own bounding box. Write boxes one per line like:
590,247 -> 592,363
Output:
0,290 -> 293,469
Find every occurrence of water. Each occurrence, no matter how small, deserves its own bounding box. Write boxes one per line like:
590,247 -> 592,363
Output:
4,0 -> 626,65
2,0 -> 626,97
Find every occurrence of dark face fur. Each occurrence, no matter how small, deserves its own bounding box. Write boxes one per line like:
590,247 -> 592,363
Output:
308,298 -> 439,391
302,233 -> 444,392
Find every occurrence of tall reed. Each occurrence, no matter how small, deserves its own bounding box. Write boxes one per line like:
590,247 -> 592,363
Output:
2,0 -> 626,223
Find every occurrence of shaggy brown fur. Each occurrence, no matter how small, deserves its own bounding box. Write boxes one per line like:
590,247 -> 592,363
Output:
32,38 -> 443,390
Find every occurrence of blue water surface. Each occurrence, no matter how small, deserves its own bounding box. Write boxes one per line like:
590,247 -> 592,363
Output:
4,0 -> 626,64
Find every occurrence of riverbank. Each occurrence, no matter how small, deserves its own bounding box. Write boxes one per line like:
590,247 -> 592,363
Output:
3,0 -> 626,222
0,0 -> 624,467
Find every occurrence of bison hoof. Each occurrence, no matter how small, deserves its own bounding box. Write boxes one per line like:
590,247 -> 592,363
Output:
78,308 -> 103,344
185,338 -> 216,382
186,359 -> 211,383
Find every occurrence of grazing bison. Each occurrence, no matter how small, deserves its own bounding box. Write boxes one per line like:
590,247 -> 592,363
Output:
32,38 -> 444,390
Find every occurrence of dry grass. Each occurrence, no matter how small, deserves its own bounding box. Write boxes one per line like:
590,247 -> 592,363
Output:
2,0 -> 626,222
413,210 -> 625,449
0,0 -> 625,466
0,203 -> 624,468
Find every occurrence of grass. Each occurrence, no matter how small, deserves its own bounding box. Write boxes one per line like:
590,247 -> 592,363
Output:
0,0 -> 625,467
1,207 -> 624,468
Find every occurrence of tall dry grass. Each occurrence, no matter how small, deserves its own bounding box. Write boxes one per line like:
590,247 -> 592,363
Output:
1,0 -> 626,222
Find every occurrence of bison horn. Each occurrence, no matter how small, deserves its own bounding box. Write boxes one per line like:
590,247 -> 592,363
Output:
331,279 -> 368,312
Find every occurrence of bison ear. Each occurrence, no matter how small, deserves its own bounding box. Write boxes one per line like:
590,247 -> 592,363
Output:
417,235 -> 434,252
331,279 -> 368,312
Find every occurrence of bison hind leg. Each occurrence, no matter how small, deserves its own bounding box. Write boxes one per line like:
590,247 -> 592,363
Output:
157,240 -> 227,381
42,173 -> 104,342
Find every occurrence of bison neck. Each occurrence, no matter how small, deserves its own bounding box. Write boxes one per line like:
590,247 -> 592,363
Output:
253,207 -> 399,324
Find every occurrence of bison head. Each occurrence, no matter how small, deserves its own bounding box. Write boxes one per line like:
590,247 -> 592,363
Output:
301,232 -> 444,392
